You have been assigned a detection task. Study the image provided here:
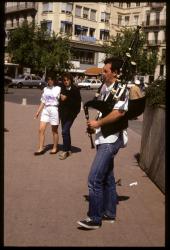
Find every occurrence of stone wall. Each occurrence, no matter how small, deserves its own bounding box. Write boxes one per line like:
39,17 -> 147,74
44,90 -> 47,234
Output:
139,105 -> 165,193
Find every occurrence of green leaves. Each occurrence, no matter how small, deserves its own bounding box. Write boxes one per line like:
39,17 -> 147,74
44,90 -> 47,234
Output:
103,27 -> 158,76
146,78 -> 166,107
7,21 -> 72,75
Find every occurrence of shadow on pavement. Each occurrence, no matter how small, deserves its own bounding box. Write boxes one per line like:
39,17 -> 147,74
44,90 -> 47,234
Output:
77,226 -> 95,231
44,144 -> 81,153
134,153 -> 140,163
83,195 -> 130,203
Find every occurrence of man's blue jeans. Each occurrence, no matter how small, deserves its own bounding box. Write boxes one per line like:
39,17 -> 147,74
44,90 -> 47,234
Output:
61,118 -> 75,152
88,135 -> 123,224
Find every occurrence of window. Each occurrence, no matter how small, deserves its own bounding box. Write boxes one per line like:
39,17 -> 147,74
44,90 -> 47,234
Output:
118,15 -> 122,26
136,2 -> 140,7
74,25 -> 82,35
81,26 -> 88,36
66,3 -> 73,14
146,12 -> 150,26
71,48 -> 95,64
162,49 -> 166,61
101,12 -> 110,23
154,31 -> 158,44
127,3 -> 131,8
61,3 -> 66,12
41,21 -> 52,34
65,23 -> 72,34
43,2 -> 53,12
160,65 -> 164,76
89,28 -> 95,37
105,13 -> 110,23
60,21 -> 72,34
16,17 -> 19,26
25,76 -> 31,80
75,5 -> 81,17
101,12 -> 105,22
61,2 -> 73,14
125,16 -> 130,26
119,3 -> 123,7
90,9 -> 96,21
60,21 -> 65,33
156,12 -> 160,25
100,30 -> 109,40
134,15 -> 139,25
83,8 -> 89,19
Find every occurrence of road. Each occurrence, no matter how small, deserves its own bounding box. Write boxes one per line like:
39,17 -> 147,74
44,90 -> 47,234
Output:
5,87 -> 143,135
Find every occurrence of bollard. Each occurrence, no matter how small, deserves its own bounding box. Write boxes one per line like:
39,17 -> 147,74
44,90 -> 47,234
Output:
81,101 -> 84,111
22,98 -> 27,106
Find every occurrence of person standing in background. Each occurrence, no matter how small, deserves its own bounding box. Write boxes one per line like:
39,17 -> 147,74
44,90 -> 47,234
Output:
129,79 -> 144,100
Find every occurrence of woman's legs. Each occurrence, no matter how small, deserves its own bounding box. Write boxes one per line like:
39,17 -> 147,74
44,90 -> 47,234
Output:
51,125 -> 59,152
37,121 -> 47,152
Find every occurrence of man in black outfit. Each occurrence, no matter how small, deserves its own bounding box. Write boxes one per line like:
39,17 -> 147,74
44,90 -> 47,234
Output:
59,73 -> 81,160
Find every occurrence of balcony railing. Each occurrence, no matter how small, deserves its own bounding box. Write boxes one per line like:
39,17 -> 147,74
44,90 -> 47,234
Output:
5,3 -> 37,13
142,20 -> 166,27
72,35 -> 96,43
150,3 -> 165,9
147,40 -> 165,46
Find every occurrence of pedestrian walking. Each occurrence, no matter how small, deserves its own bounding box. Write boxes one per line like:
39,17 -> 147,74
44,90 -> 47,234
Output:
58,72 -> 81,160
129,79 -> 144,100
129,79 -> 144,120
34,73 -> 61,155
77,56 -> 129,229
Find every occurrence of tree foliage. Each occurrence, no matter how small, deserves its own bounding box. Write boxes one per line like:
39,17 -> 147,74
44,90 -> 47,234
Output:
103,27 -> 158,76
7,21 -> 72,75
145,78 -> 166,107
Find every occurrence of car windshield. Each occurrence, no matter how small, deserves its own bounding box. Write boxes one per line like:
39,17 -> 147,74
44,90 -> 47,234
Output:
17,75 -> 24,79
82,79 -> 91,83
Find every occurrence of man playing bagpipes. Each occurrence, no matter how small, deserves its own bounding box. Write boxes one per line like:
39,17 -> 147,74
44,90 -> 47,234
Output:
77,26 -> 145,230
77,56 -> 129,229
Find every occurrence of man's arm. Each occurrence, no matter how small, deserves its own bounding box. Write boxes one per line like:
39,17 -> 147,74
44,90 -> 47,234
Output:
87,109 -> 126,129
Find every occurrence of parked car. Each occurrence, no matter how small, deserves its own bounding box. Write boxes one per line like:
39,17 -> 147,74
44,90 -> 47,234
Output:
77,78 -> 102,89
10,74 -> 47,89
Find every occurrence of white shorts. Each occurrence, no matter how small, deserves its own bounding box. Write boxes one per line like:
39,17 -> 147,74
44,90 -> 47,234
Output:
40,106 -> 59,125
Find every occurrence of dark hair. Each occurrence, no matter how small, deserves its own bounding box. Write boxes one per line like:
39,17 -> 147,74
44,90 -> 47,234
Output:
104,56 -> 123,74
46,72 -> 57,85
62,72 -> 73,84
46,72 -> 56,80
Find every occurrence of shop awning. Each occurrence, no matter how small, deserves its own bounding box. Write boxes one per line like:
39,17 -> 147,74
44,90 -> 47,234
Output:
85,67 -> 103,76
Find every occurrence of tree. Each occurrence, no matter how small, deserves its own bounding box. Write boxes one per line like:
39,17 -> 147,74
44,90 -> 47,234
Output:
103,27 -> 158,77
7,21 -> 72,75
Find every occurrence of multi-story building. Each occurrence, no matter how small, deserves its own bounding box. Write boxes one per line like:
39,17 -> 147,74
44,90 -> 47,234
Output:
4,2 -> 38,61
112,2 -> 166,80
5,2 -> 166,80
141,2 -> 166,79
36,2 -> 113,71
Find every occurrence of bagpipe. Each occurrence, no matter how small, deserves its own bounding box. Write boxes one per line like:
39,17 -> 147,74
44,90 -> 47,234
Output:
83,26 -> 146,148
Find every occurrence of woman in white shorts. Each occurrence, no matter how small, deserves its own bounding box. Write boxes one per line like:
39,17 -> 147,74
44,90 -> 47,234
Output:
34,74 -> 61,155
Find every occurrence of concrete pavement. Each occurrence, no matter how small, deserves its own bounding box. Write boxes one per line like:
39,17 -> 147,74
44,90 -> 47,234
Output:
4,101 -> 165,247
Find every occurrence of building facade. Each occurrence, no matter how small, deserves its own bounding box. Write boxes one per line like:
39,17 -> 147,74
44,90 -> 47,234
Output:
5,2 -> 166,80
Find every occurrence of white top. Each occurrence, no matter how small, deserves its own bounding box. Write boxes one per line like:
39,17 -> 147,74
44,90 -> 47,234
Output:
95,82 -> 129,145
41,86 -> 61,106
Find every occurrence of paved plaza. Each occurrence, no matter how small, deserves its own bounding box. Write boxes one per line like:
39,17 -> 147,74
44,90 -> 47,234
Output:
4,101 -> 165,247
